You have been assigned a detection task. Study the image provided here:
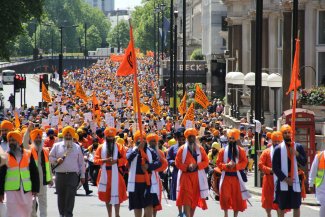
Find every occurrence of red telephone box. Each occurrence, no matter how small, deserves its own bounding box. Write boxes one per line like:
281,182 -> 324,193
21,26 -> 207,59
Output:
282,109 -> 316,182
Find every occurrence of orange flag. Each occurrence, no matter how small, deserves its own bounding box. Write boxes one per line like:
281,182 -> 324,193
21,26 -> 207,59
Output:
287,38 -> 301,179
111,54 -> 124,62
181,102 -> 195,126
42,82 -> 52,103
92,92 -> 101,125
76,82 -> 88,102
116,26 -> 137,76
194,84 -> 210,108
14,111 -> 20,129
286,39 -> 301,95
178,93 -> 187,115
151,94 -> 161,115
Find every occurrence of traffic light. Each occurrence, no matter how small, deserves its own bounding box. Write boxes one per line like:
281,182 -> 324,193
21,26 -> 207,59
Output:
22,75 -> 26,89
39,74 -> 49,92
14,75 -> 20,92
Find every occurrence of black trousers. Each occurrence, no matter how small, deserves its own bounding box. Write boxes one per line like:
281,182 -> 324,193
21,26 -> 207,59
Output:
55,172 -> 79,217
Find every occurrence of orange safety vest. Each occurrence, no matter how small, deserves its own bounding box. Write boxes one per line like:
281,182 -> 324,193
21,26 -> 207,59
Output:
5,149 -> 32,191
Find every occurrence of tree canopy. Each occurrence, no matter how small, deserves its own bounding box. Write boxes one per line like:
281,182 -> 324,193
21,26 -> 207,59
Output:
107,20 -> 130,50
0,0 -> 43,60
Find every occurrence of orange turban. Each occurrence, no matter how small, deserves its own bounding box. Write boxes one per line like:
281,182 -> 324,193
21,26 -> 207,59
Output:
271,131 -> 283,142
184,128 -> 198,138
134,130 -> 146,142
104,127 -> 117,137
62,126 -> 75,137
266,132 -> 272,139
1,120 -> 14,131
280,124 -> 292,133
213,130 -> 220,136
201,123 -> 207,127
146,133 -> 159,143
161,129 -> 167,135
7,131 -> 22,144
228,128 -> 240,140
30,129 -> 43,142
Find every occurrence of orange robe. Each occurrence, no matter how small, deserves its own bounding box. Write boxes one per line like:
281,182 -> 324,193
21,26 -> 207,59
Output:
154,149 -> 168,211
175,145 -> 208,210
94,145 -> 128,204
258,148 -> 278,210
216,146 -> 248,212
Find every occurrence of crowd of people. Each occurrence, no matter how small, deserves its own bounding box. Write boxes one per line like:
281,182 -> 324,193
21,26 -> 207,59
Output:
0,55 -> 323,217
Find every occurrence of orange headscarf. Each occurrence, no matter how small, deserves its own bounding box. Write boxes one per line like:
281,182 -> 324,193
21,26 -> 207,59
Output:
228,128 -> 240,140
280,124 -> 292,133
184,128 -> 198,138
1,120 -> 14,131
104,127 -> 117,137
30,129 -> 43,142
7,131 -> 22,144
271,131 -> 283,142
146,133 -> 159,143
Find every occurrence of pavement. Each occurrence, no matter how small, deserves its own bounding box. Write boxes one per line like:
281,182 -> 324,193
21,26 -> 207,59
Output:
245,171 -> 320,206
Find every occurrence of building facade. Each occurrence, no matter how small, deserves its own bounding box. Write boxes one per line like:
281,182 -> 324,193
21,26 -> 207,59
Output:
174,0 -> 227,99
84,0 -> 114,15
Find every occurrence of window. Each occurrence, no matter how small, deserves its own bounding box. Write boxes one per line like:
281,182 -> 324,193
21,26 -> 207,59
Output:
318,11 -> 325,44
317,52 -> 325,85
277,18 -> 283,74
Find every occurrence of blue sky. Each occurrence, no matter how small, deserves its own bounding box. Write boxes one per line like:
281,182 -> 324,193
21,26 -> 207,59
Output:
115,0 -> 143,10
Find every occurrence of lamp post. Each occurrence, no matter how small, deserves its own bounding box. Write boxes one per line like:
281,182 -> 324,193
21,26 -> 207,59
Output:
260,72 -> 269,124
173,10 -> 178,116
156,6 -> 161,85
244,72 -> 256,124
268,73 -> 282,127
182,0 -> 186,96
170,0 -> 174,107
116,9 -> 120,53
160,3 -> 166,61
58,23 -> 78,87
154,4 -> 158,77
84,22 -> 88,68
226,71 -> 245,119
255,0 -> 263,188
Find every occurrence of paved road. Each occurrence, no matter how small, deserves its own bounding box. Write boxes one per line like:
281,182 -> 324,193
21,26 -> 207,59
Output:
45,182 -> 320,217
2,74 -> 56,109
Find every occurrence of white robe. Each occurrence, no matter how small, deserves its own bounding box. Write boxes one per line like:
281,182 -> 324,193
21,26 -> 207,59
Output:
309,151 -> 325,205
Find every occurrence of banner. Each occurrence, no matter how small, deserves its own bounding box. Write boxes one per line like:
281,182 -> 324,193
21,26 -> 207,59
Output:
194,84 -> 210,108
181,102 -> 195,126
76,81 -> 88,102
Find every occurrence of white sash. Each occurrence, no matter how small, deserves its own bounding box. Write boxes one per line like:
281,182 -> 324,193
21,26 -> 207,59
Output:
98,143 -> 119,205
176,143 -> 209,199
127,147 -> 159,194
277,142 -> 301,192
219,146 -> 251,200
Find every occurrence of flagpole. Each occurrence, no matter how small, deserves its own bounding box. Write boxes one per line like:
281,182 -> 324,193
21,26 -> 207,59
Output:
128,19 -> 143,140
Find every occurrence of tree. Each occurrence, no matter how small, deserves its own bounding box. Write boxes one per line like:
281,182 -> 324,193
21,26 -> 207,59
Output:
15,30 -> 33,56
106,20 -> 130,49
86,25 -> 102,51
0,0 -> 43,60
190,48 -> 204,60
131,0 -> 170,53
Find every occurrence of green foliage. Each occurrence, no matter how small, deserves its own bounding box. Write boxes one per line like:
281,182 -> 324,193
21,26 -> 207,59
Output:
0,0 -> 43,60
106,20 -> 130,49
131,0 -> 170,52
299,87 -> 325,105
190,48 -> 204,60
86,25 -> 102,51
6,0 -> 111,58
15,29 -> 33,56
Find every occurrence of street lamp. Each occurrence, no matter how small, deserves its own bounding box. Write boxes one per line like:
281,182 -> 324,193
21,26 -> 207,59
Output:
173,10 -> 178,116
244,72 -> 256,124
116,9 -> 120,53
155,6 -> 161,84
261,72 -> 269,124
160,3 -> 166,60
267,73 -> 282,127
226,71 -> 245,119
58,23 -> 78,87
